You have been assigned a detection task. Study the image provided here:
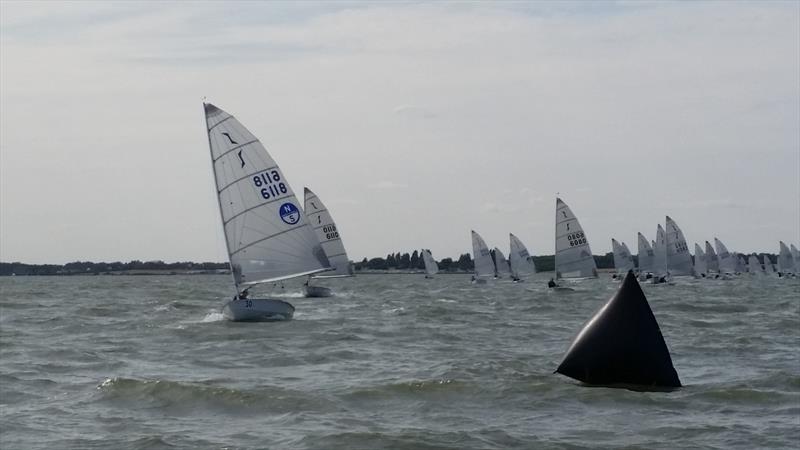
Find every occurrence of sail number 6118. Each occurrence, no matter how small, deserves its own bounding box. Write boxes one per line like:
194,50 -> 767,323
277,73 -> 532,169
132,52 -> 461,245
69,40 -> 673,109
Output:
253,170 -> 288,200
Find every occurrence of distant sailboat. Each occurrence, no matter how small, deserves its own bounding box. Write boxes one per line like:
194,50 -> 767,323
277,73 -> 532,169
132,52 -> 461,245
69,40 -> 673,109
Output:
777,241 -> 795,275
421,249 -> 438,278
509,233 -> 537,282
764,254 -> 776,275
637,232 -> 655,279
612,238 -> 635,276
693,243 -> 707,278
203,103 -> 330,321
554,198 -> 598,280
664,216 -> 693,276
302,187 -> 354,297
747,254 -> 763,274
705,241 -> 719,274
493,247 -> 511,279
791,244 -> 800,276
471,230 -> 494,284
652,225 -> 669,282
715,238 -> 737,275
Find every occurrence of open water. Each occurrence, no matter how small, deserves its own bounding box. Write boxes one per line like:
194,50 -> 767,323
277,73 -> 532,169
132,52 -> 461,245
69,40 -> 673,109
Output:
0,273 -> 798,449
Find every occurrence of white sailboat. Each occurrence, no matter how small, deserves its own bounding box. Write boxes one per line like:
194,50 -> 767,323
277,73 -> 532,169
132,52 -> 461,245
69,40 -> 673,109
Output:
554,198 -> 598,280
493,247 -> 511,279
792,244 -> 800,276
764,254 -> 776,275
652,225 -> 669,281
302,187 -> 353,297
715,238 -> 737,275
637,232 -> 655,279
665,216 -> 694,276
705,241 -> 719,274
611,238 -> 635,276
777,241 -> 795,275
508,233 -> 537,282
693,243 -> 707,278
471,230 -> 494,284
747,254 -> 763,274
203,103 -> 330,321
421,249 -> 438,278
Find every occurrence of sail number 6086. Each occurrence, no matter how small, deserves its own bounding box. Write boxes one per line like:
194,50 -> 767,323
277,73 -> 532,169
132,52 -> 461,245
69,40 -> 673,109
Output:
253,170 -> 288,200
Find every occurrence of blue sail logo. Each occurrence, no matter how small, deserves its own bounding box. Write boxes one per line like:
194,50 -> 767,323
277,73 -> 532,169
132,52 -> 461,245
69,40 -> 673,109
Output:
279,202 -> 301,225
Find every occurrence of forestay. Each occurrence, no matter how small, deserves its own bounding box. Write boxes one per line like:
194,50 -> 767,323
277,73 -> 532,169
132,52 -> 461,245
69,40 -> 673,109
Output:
705,241 -> 719,273
715,238 -> 737,274
304,187 -> 353,278
554,198 -> 598,279
204,103 -> 329,289
665,216 -> 693,276
471,231 -> 495,279
509,233 -> 537,280
637,232 -> 655,274
422,249 -> 438,276
693,243 -> 707,276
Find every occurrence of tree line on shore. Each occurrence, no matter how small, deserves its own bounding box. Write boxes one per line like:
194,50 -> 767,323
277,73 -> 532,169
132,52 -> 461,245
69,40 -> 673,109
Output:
1,250 -> 772,276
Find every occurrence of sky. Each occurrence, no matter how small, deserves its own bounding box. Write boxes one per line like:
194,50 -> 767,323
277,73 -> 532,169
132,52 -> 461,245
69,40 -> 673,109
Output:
1,1 -> 798,264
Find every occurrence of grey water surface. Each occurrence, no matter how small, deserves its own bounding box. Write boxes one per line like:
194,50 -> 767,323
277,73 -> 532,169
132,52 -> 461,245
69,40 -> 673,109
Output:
1,273 -> 798,449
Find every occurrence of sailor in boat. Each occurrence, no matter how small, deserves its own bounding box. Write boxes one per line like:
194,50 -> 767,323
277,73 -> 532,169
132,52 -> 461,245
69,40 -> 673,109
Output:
237,288 -> 249,300
548,278 -> 558,288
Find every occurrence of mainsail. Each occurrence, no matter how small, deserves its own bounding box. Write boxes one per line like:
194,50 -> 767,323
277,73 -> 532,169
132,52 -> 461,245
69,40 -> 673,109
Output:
493,247 -> 511,278
204,103 -> 329,290
304,187 -> 352,278
664,216 -> 693,276
653,225 -> 668,277
637,232 -> 655,274
705,241 -> 719,273
509,233 -> 537,280
778,241 -> 795,274
747,254 -> 763,273
764,254 -> 775,274
792,244 -> 800,275
612,238 -> 635,274
693,243 -> 707,276
421,249 -> 438,276
715,238 -> 736,274
554,198 -> 598,279
471,230 -> 495,279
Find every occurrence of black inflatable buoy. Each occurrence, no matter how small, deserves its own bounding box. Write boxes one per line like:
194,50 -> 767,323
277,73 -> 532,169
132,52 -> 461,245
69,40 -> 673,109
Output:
555,270 -> 681,389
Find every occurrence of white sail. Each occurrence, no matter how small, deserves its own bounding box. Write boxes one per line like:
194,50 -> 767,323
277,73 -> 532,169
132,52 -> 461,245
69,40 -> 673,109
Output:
653,225 -> 668,277
693,243 -> 707,276
747,254 -> 763,273
637,232 -> 655,274
665,216 -> 694,276
612,238 -> 634,274
204,103 -> 329,289
508,233 -> 537,280
554,198 -> 598,279
303,187 -> 352,278
792,244 -> 800,275
715,238 -> 736,274
736,256 -> 747,273
471,230 -> 495,279
705,241 -> 719,273
621,242 -> 634,270
421,249 -> 438,276
778,241 -> 795,274
764,254 -> 775,274
493,247 -> 511,278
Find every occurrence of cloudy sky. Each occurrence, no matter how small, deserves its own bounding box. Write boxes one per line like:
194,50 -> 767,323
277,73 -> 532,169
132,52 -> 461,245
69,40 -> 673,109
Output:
1,1 -> 798,264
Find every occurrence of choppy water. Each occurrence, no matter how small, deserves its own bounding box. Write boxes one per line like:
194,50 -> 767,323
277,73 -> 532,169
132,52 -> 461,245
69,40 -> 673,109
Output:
0,273 -> 798,449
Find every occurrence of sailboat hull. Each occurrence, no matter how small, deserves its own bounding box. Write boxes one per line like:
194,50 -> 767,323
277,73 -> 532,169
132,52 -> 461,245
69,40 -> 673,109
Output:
303,285 -> 332,298
222,298 -> 295,322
